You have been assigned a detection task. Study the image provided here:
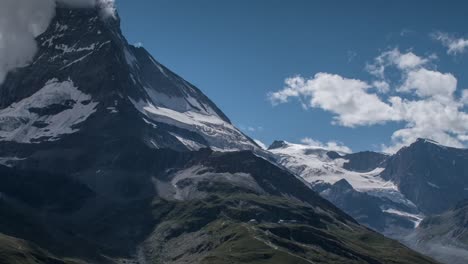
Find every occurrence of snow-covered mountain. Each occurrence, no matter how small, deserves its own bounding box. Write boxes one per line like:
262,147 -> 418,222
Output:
0,7 -> 257,152
268,140 -> 424,234
268,140 -> 391,190
267,138 -> 468,264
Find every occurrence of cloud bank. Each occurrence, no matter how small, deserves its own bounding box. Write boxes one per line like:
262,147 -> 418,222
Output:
269,49 -> 468,153
0,0 -> 115,84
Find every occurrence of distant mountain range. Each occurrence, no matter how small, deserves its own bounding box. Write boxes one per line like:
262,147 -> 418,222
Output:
268,140 -> 421,234
268,138 -> 468,263
0,6 -> 439,264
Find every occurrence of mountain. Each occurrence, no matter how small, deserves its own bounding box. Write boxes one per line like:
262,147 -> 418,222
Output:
268,141 -> 423,234
0,233 -> 79,264
0,151 -> 437,264
334,151 -> 388,172
0,6 -> 438,264
404,200 -> 468,264
268,139 -> 468,263
0,6 -> 257,152
381,138 -> 468,214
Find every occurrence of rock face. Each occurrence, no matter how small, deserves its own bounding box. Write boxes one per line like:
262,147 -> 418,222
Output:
0,6 -> 438,264
317,179 -> 419,233
381,139 -> 468,214
404,200 -> 468,264
340,151 -> 388,172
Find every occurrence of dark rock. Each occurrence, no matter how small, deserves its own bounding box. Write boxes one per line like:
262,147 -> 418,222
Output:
381,138 -> 468,214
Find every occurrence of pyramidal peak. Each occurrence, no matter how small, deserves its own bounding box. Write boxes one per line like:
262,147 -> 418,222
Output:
0,6 -> 258,151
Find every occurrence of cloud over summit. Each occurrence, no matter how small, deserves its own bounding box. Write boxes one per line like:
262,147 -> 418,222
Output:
0,0 -> 116,84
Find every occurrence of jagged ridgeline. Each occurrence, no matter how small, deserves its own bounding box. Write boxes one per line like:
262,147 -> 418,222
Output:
0,6 -> 437,264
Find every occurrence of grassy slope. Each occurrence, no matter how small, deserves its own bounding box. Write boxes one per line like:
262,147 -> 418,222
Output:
141,194 -> 438,264
0,189 -> 439,264
0,150 -> 440,264
0,233 -> 84,264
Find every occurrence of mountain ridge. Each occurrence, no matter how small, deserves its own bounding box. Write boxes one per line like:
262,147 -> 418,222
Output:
0,7 -> 258,152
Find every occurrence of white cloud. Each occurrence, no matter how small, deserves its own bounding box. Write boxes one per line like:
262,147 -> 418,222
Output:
269,73 -> 399,127
381,97 -> 468,153
399,68 -> 457,100
400,28 -> 414,37
0,0 -> 55,83
373,80 -> 390,93
95,0 -> 117,19
301,137 -> 352,153
239,125 -> 263,133
270,49 -> 468,153
253,139 -> 267,150
462,90 -> 468,105
395,51 -> 430,70
366,48 -> 431,79
347,50 -> 357,63
432,32 -> 468,55
0,0 -> 116,84
58,0 -> 116,15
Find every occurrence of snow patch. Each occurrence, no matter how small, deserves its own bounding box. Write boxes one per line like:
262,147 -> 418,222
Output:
148,56 -> 169,78
0,78 -> 98,143
156,166 -> 264,201
422,138 -> 448,149
55,43 -> 98,53
124,48 -> 139,70
106,107 -> 118,114
42,34 -> 65,48
169,133 -> 206,151
60,41 -> 111,69
54,22 -> 69,32
382,208 -> 424,227
0,157 -> 26,167
427,182 -> 440,189
130,98 -> 255,151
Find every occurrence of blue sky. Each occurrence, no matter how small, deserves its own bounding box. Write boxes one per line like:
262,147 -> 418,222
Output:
117,0 -> 468,152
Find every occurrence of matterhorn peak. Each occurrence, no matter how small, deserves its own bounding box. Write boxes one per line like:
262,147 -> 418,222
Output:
0,5 -> 257,152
